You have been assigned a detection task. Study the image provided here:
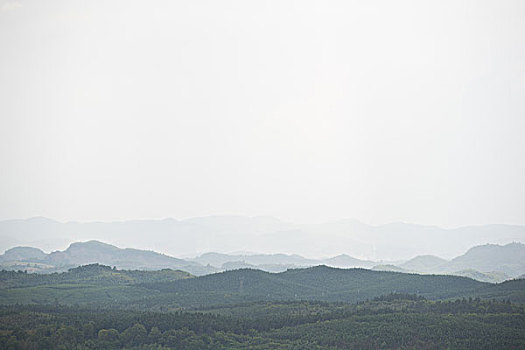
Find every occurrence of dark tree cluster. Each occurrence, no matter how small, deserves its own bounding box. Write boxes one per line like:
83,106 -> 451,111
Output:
0,297 -> 524,349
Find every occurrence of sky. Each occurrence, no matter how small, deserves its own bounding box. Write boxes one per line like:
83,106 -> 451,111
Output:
0,0 -> 524,228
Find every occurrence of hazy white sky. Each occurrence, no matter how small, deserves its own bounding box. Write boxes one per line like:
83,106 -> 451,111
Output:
0,0 -> 524,227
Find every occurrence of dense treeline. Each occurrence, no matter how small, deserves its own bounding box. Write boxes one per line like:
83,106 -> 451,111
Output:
0,264 -> 191,288
141,266 -> 488,301
1,296 -> 524,349
1,265 -> 525,349
3,264 -> 525,310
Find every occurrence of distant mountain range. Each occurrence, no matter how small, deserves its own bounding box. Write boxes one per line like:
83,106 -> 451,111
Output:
395,243 -> 525,281
0,241 -> 217,276
1,239 -> 524,282
1,216 -> 525,260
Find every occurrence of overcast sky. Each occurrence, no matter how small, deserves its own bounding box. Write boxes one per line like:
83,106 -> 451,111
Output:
1,0 -> 524,227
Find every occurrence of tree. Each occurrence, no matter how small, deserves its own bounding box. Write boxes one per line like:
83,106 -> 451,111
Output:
98,328 -> 120,346
120,323 -> 147,346
149,326 -> 162,343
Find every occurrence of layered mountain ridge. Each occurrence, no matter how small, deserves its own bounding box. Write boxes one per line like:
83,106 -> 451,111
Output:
2,216 -> 525,261
1,239 -> 524,282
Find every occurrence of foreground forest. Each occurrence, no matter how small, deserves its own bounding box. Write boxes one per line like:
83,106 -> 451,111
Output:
1,264 -> 524,349
1,296 -> 524,349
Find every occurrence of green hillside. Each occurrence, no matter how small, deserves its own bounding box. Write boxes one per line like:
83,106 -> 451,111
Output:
3,264 -> 524,311
142,266 -> 489,305
0,264 -> 194,307
1,265 -> 524,349
0,263 -> 192,288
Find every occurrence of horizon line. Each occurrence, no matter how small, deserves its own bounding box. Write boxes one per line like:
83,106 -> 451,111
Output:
1,215 -> 525,230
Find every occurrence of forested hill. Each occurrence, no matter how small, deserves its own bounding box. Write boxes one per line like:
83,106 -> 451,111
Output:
2,264 -> 524,310
0,263 -> 192,288
142,265 -> 489,303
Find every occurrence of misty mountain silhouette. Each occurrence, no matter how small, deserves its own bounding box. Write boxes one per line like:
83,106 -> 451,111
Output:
2,240 -> 525,282
2,216 -> 525,260
0,241 -> 216,276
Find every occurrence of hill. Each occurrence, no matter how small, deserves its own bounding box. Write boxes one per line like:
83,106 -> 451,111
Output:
389,243 -> 525,280
322,254 -> 376,268
400,255 -> 447,272
47,240 -> 188,269
193,252 -> 318,268
442,242 -> 525,277
0,241 -> 217,276
372,264 -> 409,272
1,264 -> 525,309
142,266 -> 491,306
0,263 -> 193,288
0,246 -> 46,262
452,269 -> 510,283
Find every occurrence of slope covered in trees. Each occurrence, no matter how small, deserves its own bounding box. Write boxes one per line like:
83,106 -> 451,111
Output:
2,264 -> 525,310
1,265 -> 524,349
141,265 -> 489,305
0,296 -> 523,349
